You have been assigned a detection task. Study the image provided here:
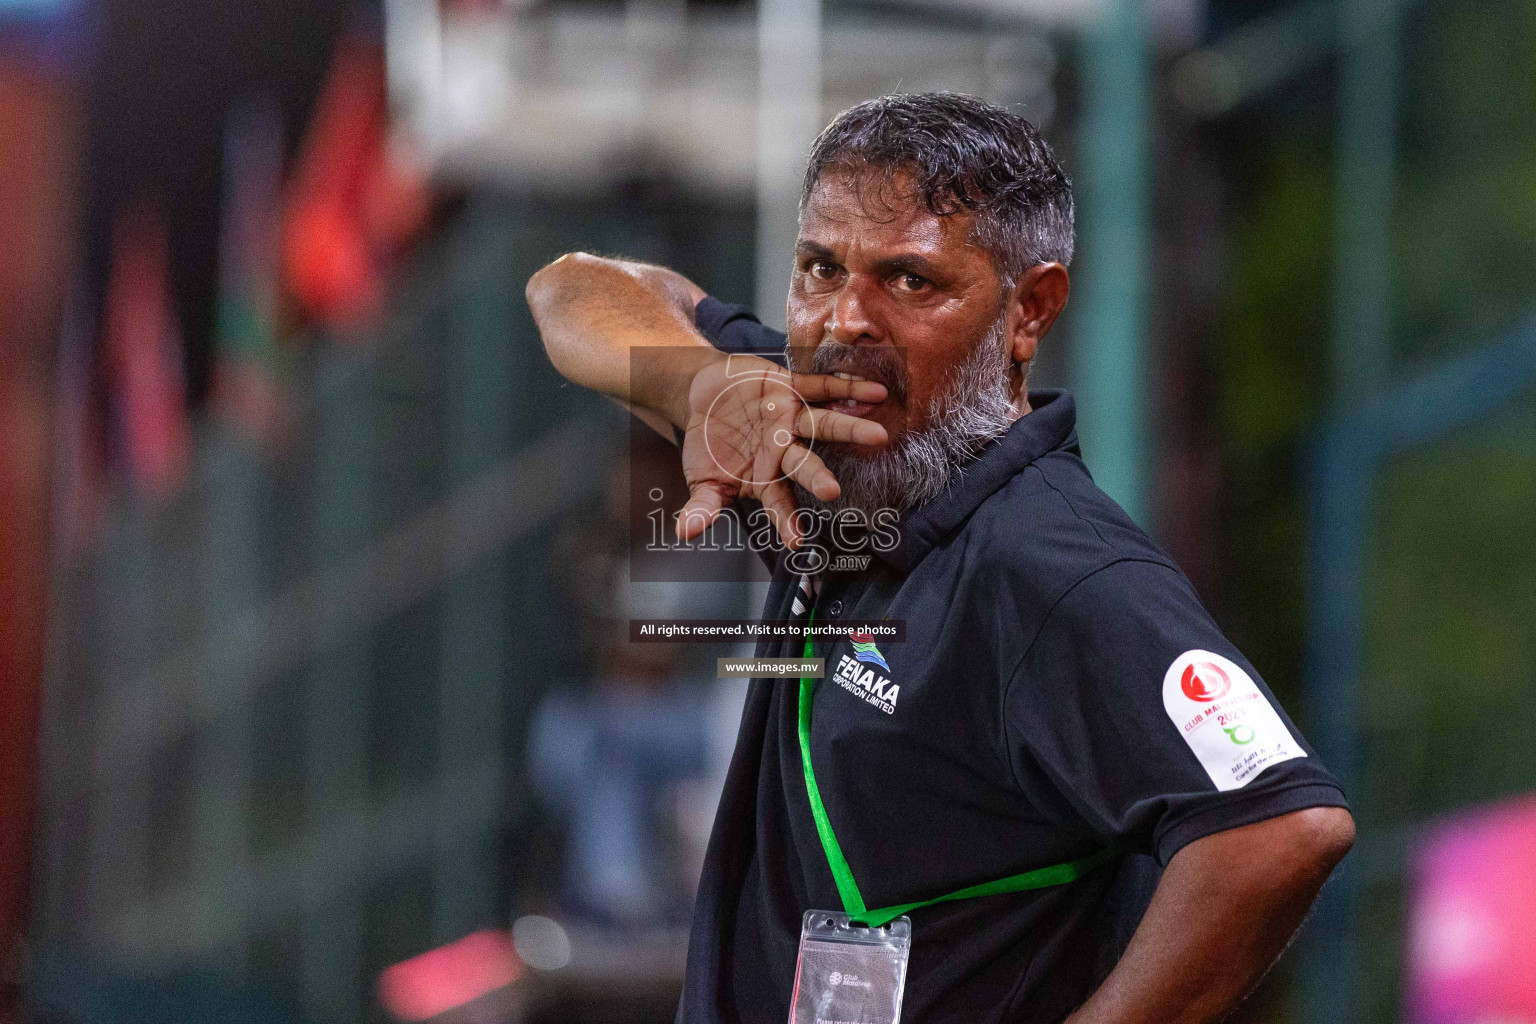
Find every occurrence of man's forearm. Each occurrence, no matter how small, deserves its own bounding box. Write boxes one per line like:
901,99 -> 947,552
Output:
1064,807 -> 1354,1024
525,253 -> 722,429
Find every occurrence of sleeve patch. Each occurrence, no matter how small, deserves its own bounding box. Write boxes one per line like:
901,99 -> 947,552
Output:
1161,650 -> 1305,791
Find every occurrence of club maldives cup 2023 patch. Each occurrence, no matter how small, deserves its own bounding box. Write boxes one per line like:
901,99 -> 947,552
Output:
1161,650 -> 1305,792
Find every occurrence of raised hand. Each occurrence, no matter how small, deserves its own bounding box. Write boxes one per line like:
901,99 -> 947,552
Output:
675,354 -> 888,548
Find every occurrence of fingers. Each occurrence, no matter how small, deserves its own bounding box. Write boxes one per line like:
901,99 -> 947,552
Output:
790,373 -> 889,405
794,406 -> 888,446
781,443 -> 839,503
759,480 -> 803,549
675,484 -> 729,541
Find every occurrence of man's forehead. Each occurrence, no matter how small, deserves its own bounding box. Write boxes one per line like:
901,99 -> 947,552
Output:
798,168 -> 972,254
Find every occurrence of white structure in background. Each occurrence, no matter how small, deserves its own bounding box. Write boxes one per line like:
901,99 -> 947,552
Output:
381,0 -> 1198,325
384,1 -> 1062,199
755,0 -> 821,328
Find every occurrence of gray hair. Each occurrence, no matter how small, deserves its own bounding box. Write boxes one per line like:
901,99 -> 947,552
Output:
802,92 -> 1075,281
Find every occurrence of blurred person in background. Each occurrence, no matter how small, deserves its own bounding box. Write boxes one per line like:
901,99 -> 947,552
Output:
530,572 -> 725,931
527,92 -> 1355,1024
532,443 -> 743,931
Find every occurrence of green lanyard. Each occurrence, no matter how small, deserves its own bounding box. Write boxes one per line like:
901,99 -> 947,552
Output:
797,607 -> 1118,928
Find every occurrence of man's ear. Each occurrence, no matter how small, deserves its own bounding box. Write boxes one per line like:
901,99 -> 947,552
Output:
1007,262 -> 1070,366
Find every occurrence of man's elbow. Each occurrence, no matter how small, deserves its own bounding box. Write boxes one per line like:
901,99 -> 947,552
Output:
526,252 -> 604,375
1287,806 -> 1356,877
526,251 -> 596,323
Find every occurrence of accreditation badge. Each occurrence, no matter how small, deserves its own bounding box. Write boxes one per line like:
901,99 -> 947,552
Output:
789,911 -> 911,1024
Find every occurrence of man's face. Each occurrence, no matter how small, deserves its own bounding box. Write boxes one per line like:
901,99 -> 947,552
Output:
786,167 -> 1008,453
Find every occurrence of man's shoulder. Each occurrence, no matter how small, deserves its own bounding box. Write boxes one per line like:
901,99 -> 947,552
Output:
961,448 -> 1177,593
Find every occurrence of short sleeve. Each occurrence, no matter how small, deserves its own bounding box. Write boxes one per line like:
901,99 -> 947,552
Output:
1004,558 -> 1348,866
695,297 -> 788,362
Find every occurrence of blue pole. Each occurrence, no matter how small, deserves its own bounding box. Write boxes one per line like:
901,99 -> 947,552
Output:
1331,0 -> 1399,403
1072,0 -> 1151,527
1300,426 -> 1373,1024
1302,1 -> 1399,1019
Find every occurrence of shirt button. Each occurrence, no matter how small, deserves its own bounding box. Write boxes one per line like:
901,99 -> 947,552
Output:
828,600 -> 844,617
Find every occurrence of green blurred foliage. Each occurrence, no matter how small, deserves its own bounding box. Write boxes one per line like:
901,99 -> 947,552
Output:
1397,0 -> 1536,366
1217,0 -> 1536,799
1365,404 -> 1536,821
1220,149 -> 1333,456
1214,143 -> 1332,699
1356,401 -> 1536,1023
1211,2 -> 1536,1021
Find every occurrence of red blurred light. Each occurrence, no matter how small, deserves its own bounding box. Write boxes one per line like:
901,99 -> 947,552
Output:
103,206 -> 189,496
280,36 -> 428,332
377,929 -> 522,1021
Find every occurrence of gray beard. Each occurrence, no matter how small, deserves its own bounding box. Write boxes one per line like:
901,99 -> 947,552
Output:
790,318 -> 1016,519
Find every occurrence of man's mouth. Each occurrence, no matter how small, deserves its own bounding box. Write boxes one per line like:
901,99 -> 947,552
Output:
827,371 -> 877,417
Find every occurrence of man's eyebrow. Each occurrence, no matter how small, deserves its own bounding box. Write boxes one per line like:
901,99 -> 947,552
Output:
871,253 -> 945,280
792,243 -> 948,281
795,240 -> 837,261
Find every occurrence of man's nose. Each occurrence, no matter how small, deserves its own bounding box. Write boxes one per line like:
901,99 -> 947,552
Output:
826,276 -> 882,345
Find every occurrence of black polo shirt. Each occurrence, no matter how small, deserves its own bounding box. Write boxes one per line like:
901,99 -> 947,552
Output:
678,298 -> 1349,1024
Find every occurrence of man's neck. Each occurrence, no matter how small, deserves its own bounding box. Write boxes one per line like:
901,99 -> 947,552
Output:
1009,377 -> 1033,420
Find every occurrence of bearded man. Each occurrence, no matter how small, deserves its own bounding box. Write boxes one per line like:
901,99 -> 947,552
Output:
527,93 -> 1353,1024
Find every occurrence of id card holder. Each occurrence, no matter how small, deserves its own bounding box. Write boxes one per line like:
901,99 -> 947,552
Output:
789,911 -> 911,1024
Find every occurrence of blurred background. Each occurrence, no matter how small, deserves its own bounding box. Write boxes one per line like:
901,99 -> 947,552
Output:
1,0 -> 1534,1021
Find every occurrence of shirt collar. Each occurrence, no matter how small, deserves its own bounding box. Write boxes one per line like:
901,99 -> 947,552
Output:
874,389 -> 1080,572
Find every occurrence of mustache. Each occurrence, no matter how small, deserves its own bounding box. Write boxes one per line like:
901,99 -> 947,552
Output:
791,342 -> 908,406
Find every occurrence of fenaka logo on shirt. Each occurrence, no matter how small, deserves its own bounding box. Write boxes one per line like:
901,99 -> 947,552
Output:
849,631 -> 890,671
1162,649 -> 1306,792
832,638 -> 898,714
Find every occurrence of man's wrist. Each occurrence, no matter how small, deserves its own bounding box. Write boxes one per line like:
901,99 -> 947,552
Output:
624,342 -> 726,431
660,345 -> 729,430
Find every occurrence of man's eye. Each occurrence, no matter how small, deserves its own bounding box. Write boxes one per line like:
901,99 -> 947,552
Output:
893,273 -> 928,293
808,260 -> 839,280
